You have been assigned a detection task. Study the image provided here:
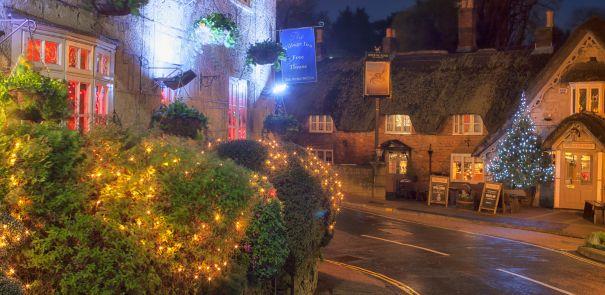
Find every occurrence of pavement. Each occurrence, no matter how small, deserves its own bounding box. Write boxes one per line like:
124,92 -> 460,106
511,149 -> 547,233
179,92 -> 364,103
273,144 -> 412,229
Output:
316,195 -> 605,294
320,207 -> 605,294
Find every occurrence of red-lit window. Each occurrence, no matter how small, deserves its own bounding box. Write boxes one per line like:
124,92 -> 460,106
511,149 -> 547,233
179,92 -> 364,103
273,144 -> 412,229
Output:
26,38 -> 59,64
68,45 -> 91,70
228,78 -> 248,140
67,81 -> 90,132
94,83 -> 110,125
96,53 -> 110,76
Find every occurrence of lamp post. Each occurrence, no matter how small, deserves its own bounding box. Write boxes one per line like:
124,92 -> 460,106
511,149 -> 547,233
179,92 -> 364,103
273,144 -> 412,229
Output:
428,144 -> 434,175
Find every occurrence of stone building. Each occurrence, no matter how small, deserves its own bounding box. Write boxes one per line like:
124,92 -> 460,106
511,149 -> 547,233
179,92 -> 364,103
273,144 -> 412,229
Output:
0,0 -> 276,139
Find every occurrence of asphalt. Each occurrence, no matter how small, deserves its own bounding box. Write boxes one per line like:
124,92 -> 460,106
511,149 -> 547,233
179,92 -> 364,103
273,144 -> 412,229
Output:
321,208 -> 605,295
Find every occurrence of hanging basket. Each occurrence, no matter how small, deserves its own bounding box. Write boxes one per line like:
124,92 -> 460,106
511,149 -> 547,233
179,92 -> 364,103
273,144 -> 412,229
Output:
246,40 -> 286,69
93,0 -> 148,16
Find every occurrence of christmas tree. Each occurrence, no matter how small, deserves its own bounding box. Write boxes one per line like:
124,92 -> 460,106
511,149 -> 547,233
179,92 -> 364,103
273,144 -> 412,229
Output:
488,93 -> 554,189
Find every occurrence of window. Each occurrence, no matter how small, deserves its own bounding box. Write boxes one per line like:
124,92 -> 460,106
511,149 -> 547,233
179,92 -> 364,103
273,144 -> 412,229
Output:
571,84 -> 603,114
451,154 -> 484,182
229,78 -> 248,140
565,153 -> 592,184
26,37 -> 60,65
67,44 -> 92,71
310,148 -> 334,164
67,80 -> 91,132
453,115 -> 483,135
385,115 -> 412,134
95,51 -> 111,76
94,83 -> 111,125
309,115 -> 334,133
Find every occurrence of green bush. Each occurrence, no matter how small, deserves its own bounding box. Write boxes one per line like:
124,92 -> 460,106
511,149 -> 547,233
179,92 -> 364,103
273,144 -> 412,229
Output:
0,276 -> 22,295
216,140 -> 268,172
150,101 -> 208,139
244,199 -> 288,280
586,231 -> 605,251
263,114 -> 300,140
0,58 -> 69,123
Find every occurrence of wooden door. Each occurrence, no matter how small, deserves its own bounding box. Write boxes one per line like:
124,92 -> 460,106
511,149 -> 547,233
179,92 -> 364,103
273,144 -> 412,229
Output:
560,151 -> 597,209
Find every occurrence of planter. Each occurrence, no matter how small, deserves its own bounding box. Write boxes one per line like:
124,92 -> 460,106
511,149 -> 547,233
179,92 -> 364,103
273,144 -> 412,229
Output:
246,41 -> 286,68
457,199 -> 474,210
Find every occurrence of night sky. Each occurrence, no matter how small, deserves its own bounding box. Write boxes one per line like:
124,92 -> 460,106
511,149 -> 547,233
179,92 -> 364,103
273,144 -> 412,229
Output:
316,0 -> 605,29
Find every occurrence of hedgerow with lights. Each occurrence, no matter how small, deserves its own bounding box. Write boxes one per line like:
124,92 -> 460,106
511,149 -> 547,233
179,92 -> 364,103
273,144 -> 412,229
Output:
0,62 -> 290,293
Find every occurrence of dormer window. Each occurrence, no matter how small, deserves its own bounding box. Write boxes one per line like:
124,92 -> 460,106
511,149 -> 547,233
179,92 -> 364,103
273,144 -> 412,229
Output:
453,114 -> 483,135
385,114 -> 412,134
309,115 -> 334,133
571,82 -> 604,114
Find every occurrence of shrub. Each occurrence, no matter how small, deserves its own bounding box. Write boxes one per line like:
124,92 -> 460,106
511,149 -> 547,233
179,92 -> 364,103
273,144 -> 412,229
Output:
586,232 -> 605,251
0,57 -> 69,123
263,114 -> 300,140
216,140 -> 268,172
150,101 -> 208,139
0,276 -> 22,295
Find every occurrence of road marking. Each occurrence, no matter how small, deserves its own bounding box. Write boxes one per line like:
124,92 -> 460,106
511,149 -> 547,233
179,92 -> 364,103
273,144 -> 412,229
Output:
496,269 -> 575,295
325,259 -> 421,295
361,234 -> 450,256
344,206 -> 605,269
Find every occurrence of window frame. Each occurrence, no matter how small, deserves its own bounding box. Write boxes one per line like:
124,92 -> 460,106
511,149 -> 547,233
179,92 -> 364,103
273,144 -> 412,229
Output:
66,40 -> 94,75
450,153 -> 485,183
570,82 -> 604,115
22,32 -> 64,71
453,114 -> 483,135
66,78 -> 93,133
385,114 -> 412,134
309,115 -> 334,133
310,148 -> 334,164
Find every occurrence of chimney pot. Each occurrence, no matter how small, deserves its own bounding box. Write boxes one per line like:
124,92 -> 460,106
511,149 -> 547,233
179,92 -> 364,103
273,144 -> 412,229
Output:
546,10 -> 554,28
386,28 -> 393,38
457,0 -> 477,53
533,10 -> 554,55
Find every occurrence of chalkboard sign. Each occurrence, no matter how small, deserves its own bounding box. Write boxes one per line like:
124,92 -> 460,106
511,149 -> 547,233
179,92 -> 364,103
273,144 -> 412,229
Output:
428,175 -> 449,207
479,182 -> 503,214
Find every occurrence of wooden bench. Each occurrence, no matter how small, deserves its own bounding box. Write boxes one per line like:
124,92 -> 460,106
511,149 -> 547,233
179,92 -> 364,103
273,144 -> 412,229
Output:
583,201 -> 605,224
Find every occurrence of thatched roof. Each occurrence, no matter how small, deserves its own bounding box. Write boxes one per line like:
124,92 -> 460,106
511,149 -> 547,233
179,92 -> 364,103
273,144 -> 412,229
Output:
285,50 -> 548,134
543,112 -> 605,149
561,61 -> 605,83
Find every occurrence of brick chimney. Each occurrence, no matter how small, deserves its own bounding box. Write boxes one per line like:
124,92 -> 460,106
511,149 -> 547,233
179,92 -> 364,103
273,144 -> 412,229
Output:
382,28 -> 398,53
316,27 -> 324,61
457,0 -> 477,53
533,10 -> 554,55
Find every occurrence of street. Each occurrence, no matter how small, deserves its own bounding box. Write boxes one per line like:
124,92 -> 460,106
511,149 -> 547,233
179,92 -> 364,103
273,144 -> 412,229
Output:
322,208 -> 605,295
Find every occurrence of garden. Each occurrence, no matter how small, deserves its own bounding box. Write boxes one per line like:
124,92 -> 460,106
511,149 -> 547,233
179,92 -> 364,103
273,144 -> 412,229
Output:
0,58 -> 342,294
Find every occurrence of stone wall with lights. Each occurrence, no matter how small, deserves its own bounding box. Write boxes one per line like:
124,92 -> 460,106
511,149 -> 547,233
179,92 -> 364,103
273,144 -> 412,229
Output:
0,0 -> 276,138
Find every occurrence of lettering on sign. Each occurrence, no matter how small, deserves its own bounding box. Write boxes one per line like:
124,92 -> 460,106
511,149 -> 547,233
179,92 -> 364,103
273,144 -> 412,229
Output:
279,27 -> 317,84
428,175 -> 449,207
562,142 -> 596,150
479,182 -> 503,215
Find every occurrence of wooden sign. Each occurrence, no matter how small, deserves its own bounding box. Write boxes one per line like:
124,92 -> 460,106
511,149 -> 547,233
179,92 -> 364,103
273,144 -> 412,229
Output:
364,52 -> 391,97
479,182 -> 503,214
428,175 -> 449,207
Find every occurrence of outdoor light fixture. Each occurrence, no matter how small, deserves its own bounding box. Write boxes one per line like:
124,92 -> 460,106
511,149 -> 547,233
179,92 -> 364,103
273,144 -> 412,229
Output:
272,83 -> 288,94
154,70 -> 197,90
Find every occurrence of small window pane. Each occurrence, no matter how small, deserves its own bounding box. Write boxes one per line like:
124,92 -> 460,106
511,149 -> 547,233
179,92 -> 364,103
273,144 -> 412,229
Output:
68,47 -> 78,68
591,89 -> 599,112
580,155 -> 591,183
579,89 -> 587,112
80,49 -> 89,70
67,81 -> 77,130
325,151 -> 333,163
44,41 -> 58,64
572,89 -> 577,113
27,39 -> 41,62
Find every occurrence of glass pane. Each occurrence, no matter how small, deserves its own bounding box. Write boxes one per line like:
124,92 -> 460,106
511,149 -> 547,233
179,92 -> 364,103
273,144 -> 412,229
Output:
325,151 -> 333,163
452,158 -> 462,180
27,39 -> 41,62
472,161 -> 484,182
591,89 -> 599,112
68,47 -> 78,68
565,152 -> 575,182
79,83 -> 89,132
579,89 -> 587,112
97,54 -> 110,75
44,41 -> 58,64
463,157 -> 472,181
67,81 -> 78,130
580,155 -> 591,183
572,89 -> 577,113
386,116 -> 393,131
80,49 -> 89,70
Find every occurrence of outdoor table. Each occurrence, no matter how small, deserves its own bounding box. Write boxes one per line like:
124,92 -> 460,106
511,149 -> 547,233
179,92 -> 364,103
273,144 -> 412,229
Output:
584,201 -> 605,224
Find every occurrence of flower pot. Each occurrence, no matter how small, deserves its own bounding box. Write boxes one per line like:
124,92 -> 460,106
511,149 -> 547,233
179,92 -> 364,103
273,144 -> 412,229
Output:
93,0 -> 131,16
457,199 -> 474,210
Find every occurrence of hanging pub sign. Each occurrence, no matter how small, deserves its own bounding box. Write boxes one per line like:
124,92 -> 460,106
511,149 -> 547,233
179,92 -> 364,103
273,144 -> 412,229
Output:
279,27 -> 317,84
428,175 -> 449,207
364,52 -> 391,97
479,182 -> 503,215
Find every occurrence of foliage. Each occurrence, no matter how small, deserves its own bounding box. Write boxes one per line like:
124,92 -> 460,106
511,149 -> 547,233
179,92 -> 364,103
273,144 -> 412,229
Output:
586,231 -> 605,251
243,199 -> 288,280
263,114 -> 300,140
246,40 -> 286,70
488,94 -> 554,189
193,13 -> 239,48
0,57 -> 69,123
217,140 -> 269,172
327,7 -> 375,57
0,276 -> 22,295
151,101 -> 208,139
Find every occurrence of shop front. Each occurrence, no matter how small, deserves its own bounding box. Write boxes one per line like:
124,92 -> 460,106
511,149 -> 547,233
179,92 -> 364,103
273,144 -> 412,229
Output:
544,113 -> 605,209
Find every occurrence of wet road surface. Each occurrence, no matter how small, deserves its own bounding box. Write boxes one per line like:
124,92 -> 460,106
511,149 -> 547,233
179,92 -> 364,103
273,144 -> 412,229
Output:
322,208 -> 605,295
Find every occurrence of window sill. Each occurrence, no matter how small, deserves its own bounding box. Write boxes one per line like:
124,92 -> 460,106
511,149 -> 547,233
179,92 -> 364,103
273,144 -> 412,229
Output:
385,131 -> 412,135
309,130 -> 334,134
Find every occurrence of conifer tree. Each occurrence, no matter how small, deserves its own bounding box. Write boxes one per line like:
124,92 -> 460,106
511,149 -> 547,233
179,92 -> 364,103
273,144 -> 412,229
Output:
488,93 -> 554,189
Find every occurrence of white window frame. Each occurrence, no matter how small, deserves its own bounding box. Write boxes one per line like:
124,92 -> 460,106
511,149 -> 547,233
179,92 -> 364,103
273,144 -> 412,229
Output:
450,154 -> 484,183
66,40 -> 93,75
309,115 -> 334,133
453,114 -> 483,135
385,114 -> 412,134
570,82 -> 604,114
22,32 -> 64,71
94,47 -> 114,79
66,78 -> 93,132
310,148 -> 334,164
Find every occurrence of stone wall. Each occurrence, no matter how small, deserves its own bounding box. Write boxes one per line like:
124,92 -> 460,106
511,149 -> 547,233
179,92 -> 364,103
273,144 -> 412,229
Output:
0,0 -> 276,138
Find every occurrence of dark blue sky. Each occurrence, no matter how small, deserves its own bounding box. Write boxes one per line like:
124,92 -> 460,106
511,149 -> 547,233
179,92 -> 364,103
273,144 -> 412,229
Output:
316,0 -> 605,29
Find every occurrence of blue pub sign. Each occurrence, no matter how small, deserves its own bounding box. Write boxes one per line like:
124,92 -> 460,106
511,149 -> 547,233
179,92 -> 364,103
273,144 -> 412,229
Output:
279,27 -> 317,84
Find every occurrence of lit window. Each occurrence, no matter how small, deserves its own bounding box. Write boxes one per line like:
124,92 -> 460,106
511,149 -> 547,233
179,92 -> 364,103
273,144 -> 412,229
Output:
94,83 -> 111,125
67,80 -> 91,132
565,153 -> 592,184
228,78 -> 248,140
453,114 -> 483,135
310,148 -> 334,164
571,84 -> 603,114
68,45 -> 91,70
26,38 -> 60,65
451,154 -> 484,182
309,115 -> 334,133
385,114 -> 412,134
96,52 -> 111,76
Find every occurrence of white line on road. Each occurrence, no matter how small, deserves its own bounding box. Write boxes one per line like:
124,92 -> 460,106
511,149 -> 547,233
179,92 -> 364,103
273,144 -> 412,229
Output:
361,234 -> 450,256
496,269 -> 575,295
325,259 -> 421,295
